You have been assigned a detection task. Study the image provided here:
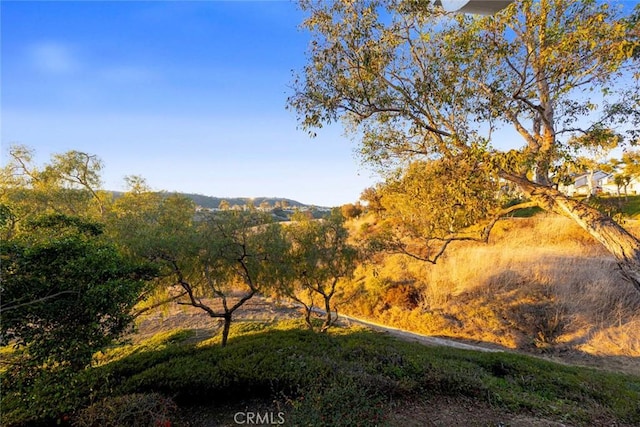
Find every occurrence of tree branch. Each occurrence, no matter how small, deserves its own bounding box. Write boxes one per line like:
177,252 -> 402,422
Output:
168,259 -> 218,318
384,201 -> 539,264
131,290 -> 188,318
0,291 -> 79,314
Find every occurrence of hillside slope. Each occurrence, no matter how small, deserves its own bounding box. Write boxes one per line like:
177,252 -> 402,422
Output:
342,214 -> 640,366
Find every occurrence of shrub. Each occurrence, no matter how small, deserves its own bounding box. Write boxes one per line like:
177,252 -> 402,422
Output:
340,203 -> 363,219
287,374 -> 387,427
1,214 -> 155,370
73,393 -> 176,427
1,365 -> 89,426
382,284 -> 421,311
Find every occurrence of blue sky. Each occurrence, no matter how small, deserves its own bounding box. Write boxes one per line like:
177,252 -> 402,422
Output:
1,1 -> 377,207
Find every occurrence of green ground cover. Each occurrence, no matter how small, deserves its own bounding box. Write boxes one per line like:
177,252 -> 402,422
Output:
2,320 -> 639,426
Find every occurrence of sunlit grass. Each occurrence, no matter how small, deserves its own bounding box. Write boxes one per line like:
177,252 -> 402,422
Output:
343,214 -> 640,358
93,328 -> 195,367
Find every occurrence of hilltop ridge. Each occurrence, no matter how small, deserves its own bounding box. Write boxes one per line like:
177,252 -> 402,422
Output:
179,193 -> 330,210
111,191 -> 332,211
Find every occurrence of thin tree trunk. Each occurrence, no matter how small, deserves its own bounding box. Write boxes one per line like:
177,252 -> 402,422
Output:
221,314 -> 232,347
321,296 -> 333,332
587,169 -> 595,199
505,174 -> 640,292
305,309 -> 313,330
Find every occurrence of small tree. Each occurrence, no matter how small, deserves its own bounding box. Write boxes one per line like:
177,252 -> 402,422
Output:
341,202 -> 363,219
191,211 -> 287,345
218,199 -> 231,210
360,186 -> 385,214
112,192 -> 285,346
366,156 -> 535,264
107,181 -> 197,315
1,145 -> 110,220
280,209 -> 359,332
621,150 -> 640,186
614,174 -> 631,199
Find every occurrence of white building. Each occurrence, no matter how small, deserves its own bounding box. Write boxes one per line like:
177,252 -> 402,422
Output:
559,171 -> 640,197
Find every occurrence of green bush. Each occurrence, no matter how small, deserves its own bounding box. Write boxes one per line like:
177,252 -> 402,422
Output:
1,366 -> 88,426
287,374 -> 387,426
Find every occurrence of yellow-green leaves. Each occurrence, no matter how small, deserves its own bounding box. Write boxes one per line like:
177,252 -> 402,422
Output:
1,146 -> 111,236
291,0 -> 639,183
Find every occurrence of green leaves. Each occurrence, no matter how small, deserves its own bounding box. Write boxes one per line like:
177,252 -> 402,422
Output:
197,210 -> 286,294
279,209 -> 360,331
384,154 -> 499,232
290,0 -> 640,275
0,215 -> 154,370
291,0 -> 639,182
1,145 -> 110,226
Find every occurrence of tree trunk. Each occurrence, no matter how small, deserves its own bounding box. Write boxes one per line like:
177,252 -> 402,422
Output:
507,174 -> 640,293
221,314 -> 232,347
303,305 -> 314,330
587,169 -> 595,198
321,296 -> 333,333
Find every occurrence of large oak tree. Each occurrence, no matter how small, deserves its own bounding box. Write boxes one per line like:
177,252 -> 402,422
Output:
289,0 -> 640,291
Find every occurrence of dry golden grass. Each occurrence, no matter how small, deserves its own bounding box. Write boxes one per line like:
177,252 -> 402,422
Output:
343,214 -> 640,360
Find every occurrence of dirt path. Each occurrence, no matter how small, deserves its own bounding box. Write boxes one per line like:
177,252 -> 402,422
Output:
336,312 -> 504,353
132,296 -> 302,342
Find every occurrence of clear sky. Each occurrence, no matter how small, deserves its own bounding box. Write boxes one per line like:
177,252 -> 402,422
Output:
1,1 -> 378,207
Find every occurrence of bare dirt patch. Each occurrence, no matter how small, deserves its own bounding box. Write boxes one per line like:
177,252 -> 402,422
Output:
130,296 -> 302,344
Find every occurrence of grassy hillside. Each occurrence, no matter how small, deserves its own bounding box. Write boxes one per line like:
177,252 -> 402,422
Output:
3,320 -> 639,426
619,195 -> 640,219
343,213 -> 640,362
5,201 -> 640,426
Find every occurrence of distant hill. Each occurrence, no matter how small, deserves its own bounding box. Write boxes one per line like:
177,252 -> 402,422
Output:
111,191 -> 329,211
180,193 -> 322,210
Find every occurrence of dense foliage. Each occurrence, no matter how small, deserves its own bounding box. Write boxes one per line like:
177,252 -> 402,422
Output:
278,209 -> 360,331
0,213 -> 154,369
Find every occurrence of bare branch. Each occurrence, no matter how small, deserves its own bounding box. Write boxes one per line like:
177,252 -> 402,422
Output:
0,291 -> 79,314
383,201 -> 539,264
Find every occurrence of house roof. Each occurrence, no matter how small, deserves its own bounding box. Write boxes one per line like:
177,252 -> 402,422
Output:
435,0 -> 514,15
574,171 -> 611,188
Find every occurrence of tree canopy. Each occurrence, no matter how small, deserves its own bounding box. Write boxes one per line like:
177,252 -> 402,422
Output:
279,209 -> 360,331
290,0 -> 640,291
0,213 -> 154,369
1,145 -> 110,221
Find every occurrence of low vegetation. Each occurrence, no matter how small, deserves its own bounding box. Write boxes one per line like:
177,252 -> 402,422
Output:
2,320 -> 639,426
4,0 -> 640,424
